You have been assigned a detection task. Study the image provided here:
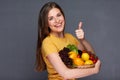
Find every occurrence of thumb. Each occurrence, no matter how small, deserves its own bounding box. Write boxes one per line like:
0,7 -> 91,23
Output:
78,22 -> 83,29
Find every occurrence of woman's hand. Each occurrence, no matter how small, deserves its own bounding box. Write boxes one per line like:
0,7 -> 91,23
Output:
75,22 -> 84,39
94,60 -> 101,74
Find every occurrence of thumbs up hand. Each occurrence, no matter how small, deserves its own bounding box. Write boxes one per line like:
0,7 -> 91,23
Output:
75,22 -> 84,39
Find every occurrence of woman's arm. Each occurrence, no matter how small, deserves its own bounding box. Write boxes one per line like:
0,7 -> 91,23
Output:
82,39 -> 95,53
47,53 -> 100,79
75,22 -> 95,54
78,39 -> 95,54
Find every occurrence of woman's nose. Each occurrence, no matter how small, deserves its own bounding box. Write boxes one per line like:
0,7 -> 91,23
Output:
55,18 -> 59,23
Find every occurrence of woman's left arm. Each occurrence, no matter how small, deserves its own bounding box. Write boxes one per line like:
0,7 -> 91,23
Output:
79,39 -> 95,54
75,22 -> 95,54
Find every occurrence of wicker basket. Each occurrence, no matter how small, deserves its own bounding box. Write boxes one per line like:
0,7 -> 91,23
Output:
76,64 -> 95,69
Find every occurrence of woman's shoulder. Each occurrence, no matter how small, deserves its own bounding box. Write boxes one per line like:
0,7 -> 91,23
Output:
42,35 -> 51,44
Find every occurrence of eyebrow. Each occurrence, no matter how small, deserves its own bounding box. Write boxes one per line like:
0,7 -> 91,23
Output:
48,11 -> 61,18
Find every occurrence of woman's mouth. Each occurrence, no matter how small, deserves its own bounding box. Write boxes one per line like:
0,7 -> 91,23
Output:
54,23 -> 62,28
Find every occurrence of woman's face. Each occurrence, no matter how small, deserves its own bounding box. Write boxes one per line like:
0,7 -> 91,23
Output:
48,8 -> 65,34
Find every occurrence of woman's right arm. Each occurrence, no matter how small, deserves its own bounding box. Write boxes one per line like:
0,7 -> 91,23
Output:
47,53 -> 101,79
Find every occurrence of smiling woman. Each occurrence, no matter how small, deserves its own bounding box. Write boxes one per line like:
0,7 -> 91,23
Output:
48,8 -> 65,35
35,1 -> 101,80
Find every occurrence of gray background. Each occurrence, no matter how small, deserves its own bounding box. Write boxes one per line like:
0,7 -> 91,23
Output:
0,0 -> 120,80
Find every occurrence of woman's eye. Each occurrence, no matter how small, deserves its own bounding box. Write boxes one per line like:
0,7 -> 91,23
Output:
57,13 -> 62,17
48,17 -> 53,21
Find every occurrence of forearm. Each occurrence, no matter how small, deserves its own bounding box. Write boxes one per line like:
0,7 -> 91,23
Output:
47,53 -> 100,79
64,67 -> 97,79
64,60 -> 101,79
75,22 -> 95,53
79,39 -> 95,54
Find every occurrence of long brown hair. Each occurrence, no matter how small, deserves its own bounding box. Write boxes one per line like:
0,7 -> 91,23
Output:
36,2 -> 65,72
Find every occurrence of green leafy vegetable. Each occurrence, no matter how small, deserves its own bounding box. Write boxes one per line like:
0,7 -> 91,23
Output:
66,44 -> 78,54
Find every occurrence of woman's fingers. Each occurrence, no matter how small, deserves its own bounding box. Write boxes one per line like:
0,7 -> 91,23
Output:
78,22 -> 82,29
75,21 -> 84,39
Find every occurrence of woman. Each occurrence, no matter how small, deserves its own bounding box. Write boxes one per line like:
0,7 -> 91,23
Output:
36,2 -> 101,80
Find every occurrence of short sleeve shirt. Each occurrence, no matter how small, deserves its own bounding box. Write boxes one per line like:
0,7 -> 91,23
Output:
41,33 -> 79,80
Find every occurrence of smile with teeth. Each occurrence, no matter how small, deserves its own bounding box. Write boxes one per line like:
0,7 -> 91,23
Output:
54,23 -> 62,28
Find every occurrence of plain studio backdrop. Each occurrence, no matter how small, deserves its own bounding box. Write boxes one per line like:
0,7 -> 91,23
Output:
0,0 -> 120,80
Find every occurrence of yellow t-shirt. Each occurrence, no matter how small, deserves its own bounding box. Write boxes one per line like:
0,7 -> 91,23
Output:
41,33 -> 79,80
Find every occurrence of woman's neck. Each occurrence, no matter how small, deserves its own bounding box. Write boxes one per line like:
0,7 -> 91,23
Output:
50,32 -> 64,38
